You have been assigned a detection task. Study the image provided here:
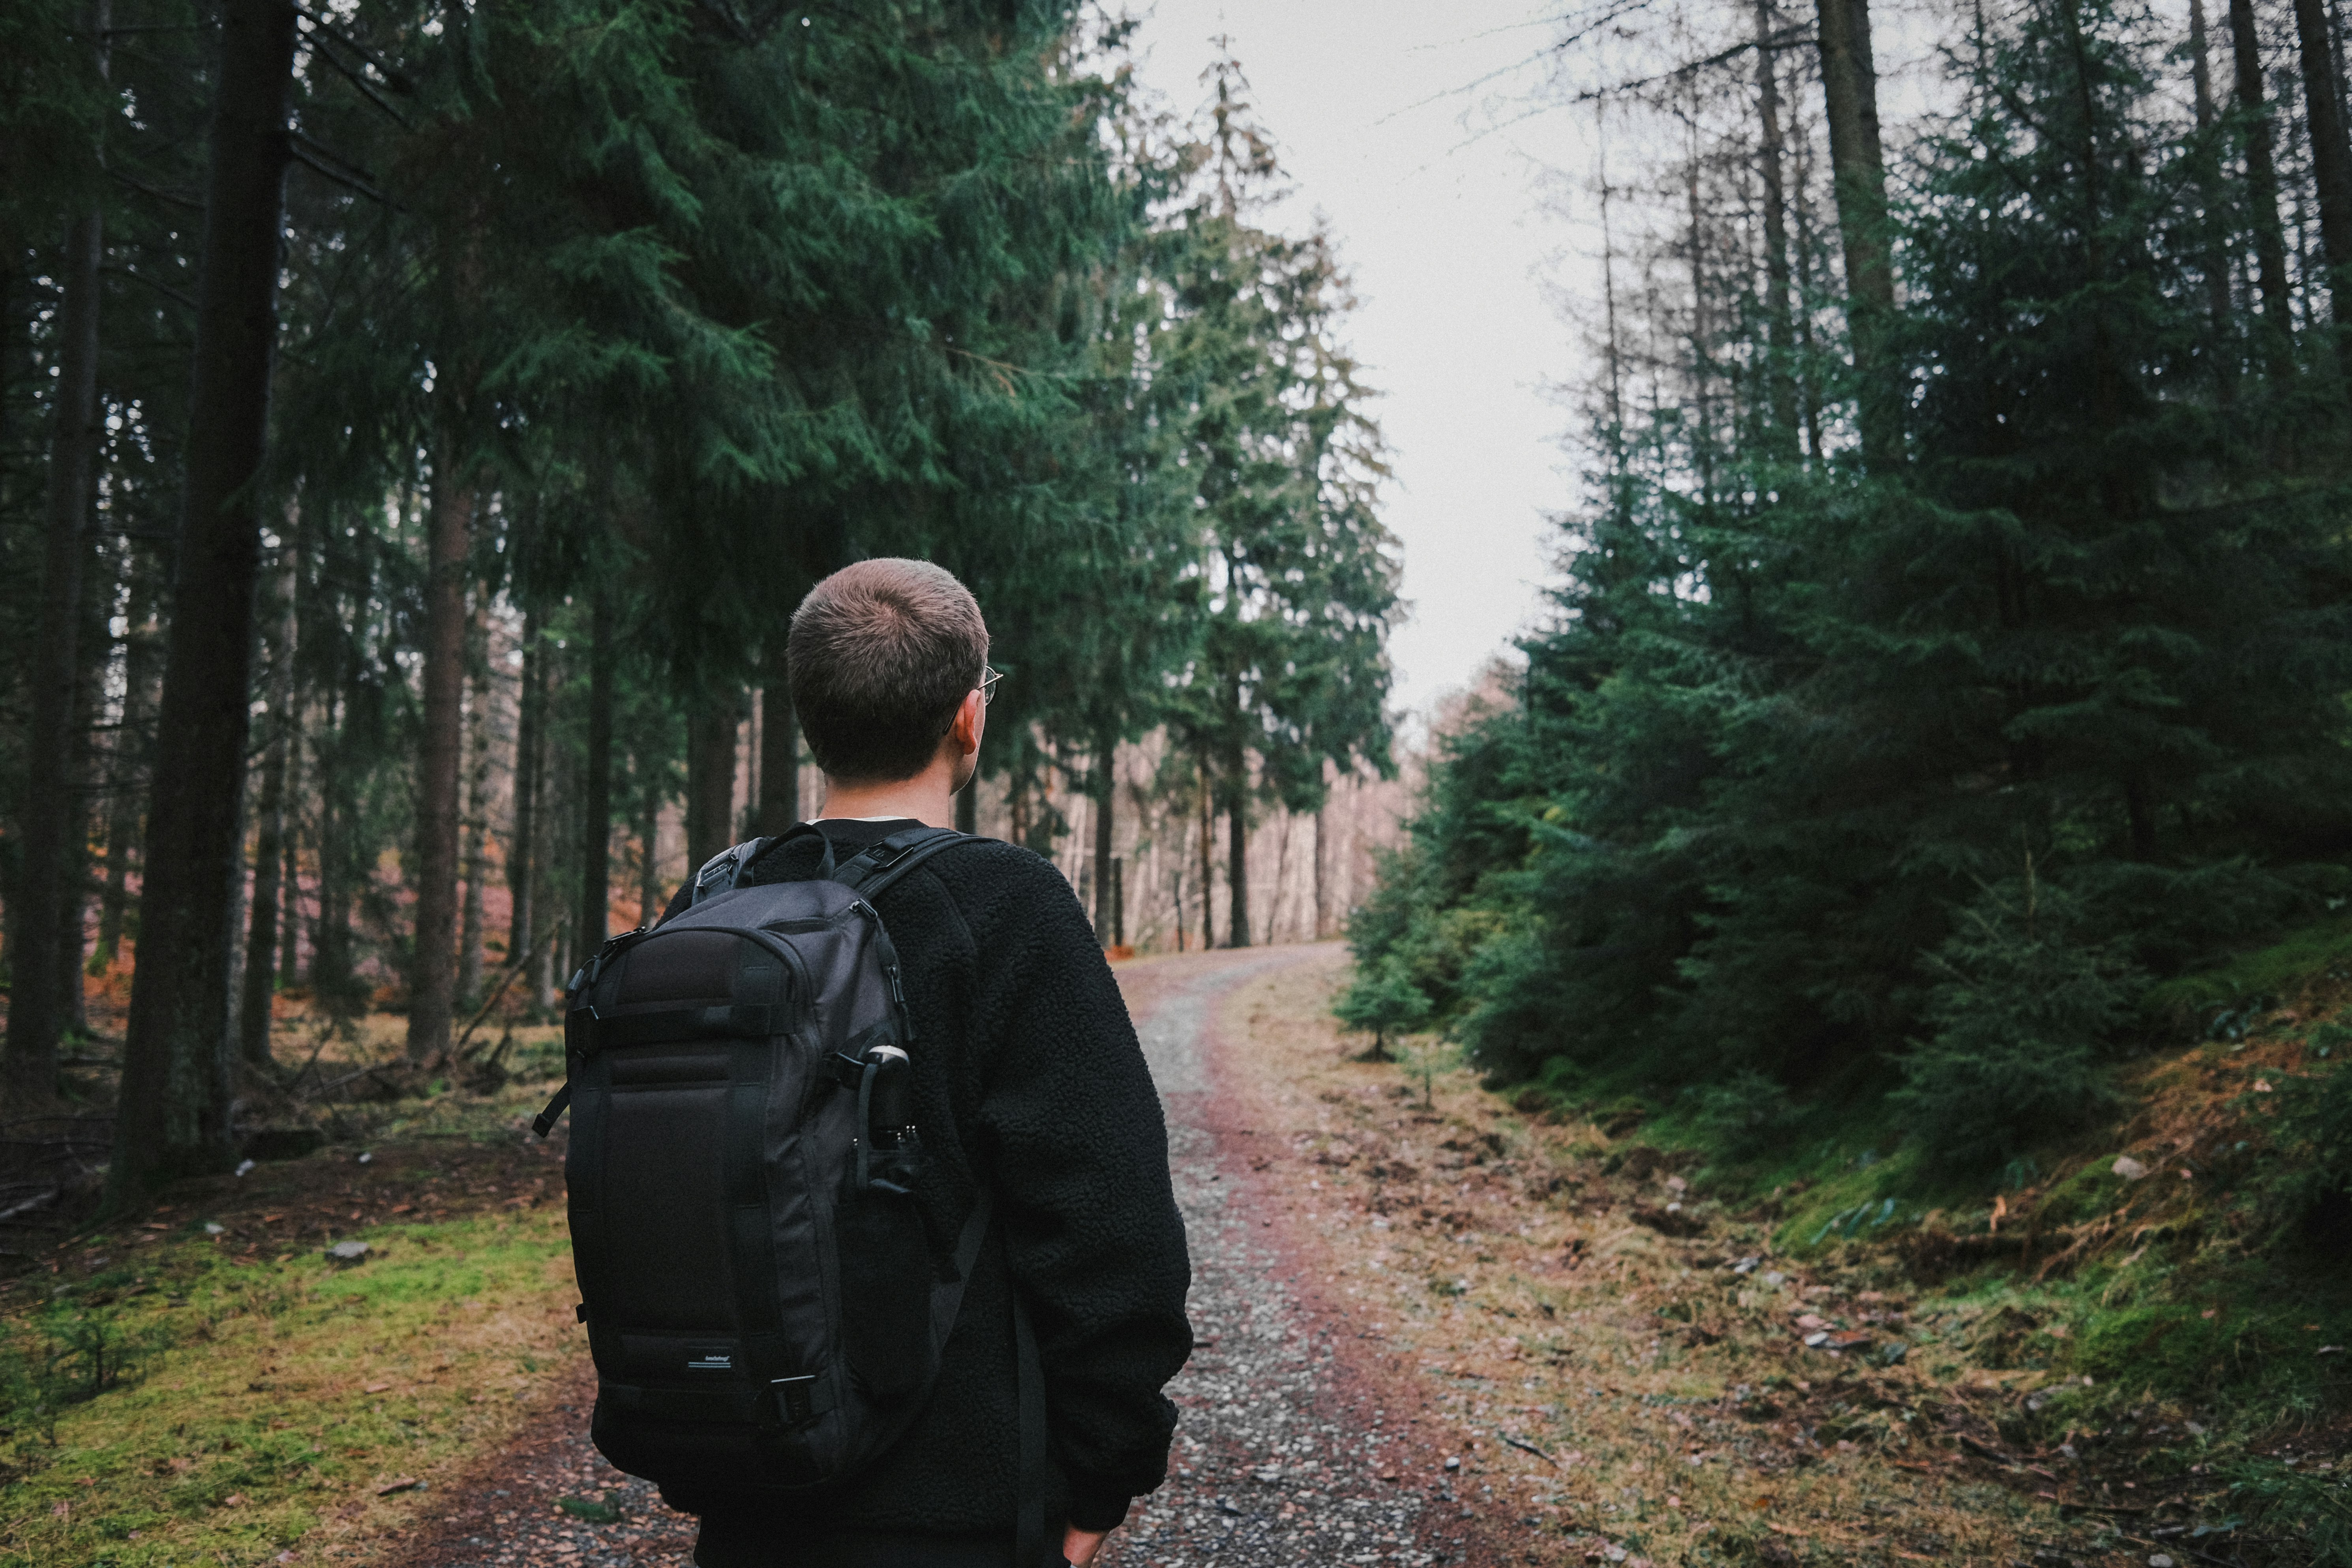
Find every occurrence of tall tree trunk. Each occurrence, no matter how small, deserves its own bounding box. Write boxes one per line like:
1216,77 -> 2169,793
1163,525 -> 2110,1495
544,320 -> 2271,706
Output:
1224,778 -> 1250,949
2192,0 -> 2240,393
109,0 -> 298,1202
278,722 -> 304,985
507,612 -> 542,973
457,610 -> 491,1002
1223,710 -> 1250,949
577,595 -> 618,961
9,0 -> 110,1105
96,557 -> 160,963
637,798 -> 662,929
313,697 -> 353,1009
1814,0 -> 1899,467
1092,734 -> 1116,945
1791,124 -> 1828,461
1313,806 -> 1330,940
405,481 -> 473,1062
236,537 -> 298,1067
1756,0 -> 1800,453
1197,760 -> 1214,952
2232,0 -> 2297,377
2295,0 -> 2352,382
757,644 -> 799,835
685,695 -> 737,871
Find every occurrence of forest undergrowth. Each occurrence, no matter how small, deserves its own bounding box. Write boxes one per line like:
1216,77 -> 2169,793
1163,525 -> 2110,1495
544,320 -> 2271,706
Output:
1291,938 -> 2352,1567
0,1047 -> 580,1568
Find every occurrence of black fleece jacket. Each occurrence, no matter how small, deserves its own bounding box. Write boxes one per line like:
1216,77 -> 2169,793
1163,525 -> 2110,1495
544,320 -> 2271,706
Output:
651,820 -> 1192,1545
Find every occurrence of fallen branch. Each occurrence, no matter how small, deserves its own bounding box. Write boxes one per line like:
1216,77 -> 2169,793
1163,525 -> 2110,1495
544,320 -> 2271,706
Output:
451,920 -> 563,1062
1500,1433 -> 1557,1465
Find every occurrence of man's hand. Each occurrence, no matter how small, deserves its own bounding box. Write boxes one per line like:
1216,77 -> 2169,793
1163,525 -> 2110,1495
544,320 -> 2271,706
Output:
1060,1525 -> 1109,1566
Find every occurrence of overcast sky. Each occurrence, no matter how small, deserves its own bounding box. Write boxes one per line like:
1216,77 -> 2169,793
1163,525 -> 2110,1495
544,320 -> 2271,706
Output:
1126,1 -> 1594,720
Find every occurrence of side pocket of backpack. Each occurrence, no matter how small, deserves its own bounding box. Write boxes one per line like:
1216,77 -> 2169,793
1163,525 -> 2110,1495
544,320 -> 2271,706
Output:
834,1182 -> 935,1403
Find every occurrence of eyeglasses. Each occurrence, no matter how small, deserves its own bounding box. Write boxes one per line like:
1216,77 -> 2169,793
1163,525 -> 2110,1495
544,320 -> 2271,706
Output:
978,664 -> 1005,707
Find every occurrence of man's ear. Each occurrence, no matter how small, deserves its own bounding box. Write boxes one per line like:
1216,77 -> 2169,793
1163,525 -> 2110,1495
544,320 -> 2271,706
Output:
947,688 -> 984,760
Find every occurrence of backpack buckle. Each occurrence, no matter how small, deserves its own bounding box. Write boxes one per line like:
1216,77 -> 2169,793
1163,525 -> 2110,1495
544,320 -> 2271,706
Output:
770,1375 -> 819,1427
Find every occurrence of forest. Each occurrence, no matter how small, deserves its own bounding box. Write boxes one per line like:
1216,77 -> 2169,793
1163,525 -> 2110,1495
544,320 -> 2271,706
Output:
1347,0 -> 2352,1185
0,0 -> 1403,1200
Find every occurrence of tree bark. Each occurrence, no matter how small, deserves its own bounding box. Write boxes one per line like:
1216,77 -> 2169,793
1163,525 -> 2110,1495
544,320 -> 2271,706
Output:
1223,718 -> 1251,949
96,557 -> 160,963
757,644 -> 799,835
576,594 -> 618,961
2295,0 -> 2352,381
1092,735 -> 1116,945
2191,0 -> 2239,392
236,535 -> 298,1068
636,798 -> 662,929
110,0 -> 299,1202
2232,0 -> 2297,377
685,694 -> 737,872
507,611 -> 542,972
1756,0 -> 1800,452
313,695 -> 355,1010
1198,762 -> 1214,951
457,609 -> 491,1002
277,743 -> 303,986
9,0 -> 110,1105
1814,0 -> 1899,467
405,481 -> 473,1062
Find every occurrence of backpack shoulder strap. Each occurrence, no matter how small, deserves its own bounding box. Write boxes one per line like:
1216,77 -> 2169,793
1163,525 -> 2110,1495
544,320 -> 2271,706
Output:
830,826 -> 973,901
687,834 -> 781,907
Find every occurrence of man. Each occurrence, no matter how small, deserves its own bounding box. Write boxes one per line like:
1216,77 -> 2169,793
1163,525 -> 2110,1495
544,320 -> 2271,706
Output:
655,558 -> 1191,1568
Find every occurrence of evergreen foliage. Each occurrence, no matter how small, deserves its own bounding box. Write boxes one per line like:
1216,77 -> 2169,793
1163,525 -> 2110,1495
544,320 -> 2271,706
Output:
1352,0 -> 2352,1173
0,0 -> 1399,1169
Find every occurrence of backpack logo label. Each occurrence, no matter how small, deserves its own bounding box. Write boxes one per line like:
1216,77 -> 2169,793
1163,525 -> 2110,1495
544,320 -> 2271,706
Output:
686,1351 -> 734,1372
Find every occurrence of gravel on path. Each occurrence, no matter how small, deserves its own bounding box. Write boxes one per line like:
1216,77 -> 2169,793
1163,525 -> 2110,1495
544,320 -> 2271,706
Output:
1101,947 -> 1482,1568
380,947 -> 1484,1568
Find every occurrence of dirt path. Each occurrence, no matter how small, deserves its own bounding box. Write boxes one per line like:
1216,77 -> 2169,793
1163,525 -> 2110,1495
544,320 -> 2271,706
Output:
383,945 -> 1477,1568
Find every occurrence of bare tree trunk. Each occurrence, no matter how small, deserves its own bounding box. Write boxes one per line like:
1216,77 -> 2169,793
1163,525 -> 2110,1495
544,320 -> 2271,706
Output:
2295,0 -> 2352,382
1224,724 -> 1251,949
110,0 -> 298,1203
2233,0 -> 2297,377
637,799 -> 662,929
1092,734 -> 1116,944
507,611 -> 542,972
1197,761 -> 1214,952
96,554 -> 160,962
236,536 -> 298,1067
1814,0 -> 1899,467
1313,806 -> 1329,939
686,692 -> 738,871
278,724 -> 304,984
9,0 -> 110,1105
1756,0 -> 1800,453
457,607 -> 491,1002
577,593 -> 617,960
757,643 -> 799,835
2191,0 -> 2240,394
405,480 -> 473,1062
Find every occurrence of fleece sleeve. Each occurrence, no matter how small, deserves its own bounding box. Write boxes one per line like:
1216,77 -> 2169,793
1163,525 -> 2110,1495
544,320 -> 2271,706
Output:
965,856 -> 1194,1529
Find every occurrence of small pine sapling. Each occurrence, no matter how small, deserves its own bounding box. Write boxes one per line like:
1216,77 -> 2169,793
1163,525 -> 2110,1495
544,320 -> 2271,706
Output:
1334,956 -> 1432,1065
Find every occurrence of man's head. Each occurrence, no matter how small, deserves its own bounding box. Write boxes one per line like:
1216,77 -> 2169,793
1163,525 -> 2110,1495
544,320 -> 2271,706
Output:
788,558 -> 989,786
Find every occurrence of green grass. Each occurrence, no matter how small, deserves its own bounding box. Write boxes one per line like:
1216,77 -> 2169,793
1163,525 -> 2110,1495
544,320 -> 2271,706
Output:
2143,912 -> 2352,1032
0,1175 -> 578,1565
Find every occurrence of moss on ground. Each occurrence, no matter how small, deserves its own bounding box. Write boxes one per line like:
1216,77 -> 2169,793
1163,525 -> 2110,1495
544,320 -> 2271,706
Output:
0,1122 -> 579,1568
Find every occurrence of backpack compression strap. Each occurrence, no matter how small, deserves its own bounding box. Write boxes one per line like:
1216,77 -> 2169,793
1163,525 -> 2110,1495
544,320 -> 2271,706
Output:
830,825 -> 972,900
688,835 -> 778,907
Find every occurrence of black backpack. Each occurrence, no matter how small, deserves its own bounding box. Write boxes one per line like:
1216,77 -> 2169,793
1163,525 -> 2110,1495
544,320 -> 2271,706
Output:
534,824 -> 1045,1556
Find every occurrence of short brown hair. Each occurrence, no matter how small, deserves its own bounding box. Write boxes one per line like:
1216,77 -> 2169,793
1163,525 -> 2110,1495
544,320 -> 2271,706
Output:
787,558 -> 989,782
